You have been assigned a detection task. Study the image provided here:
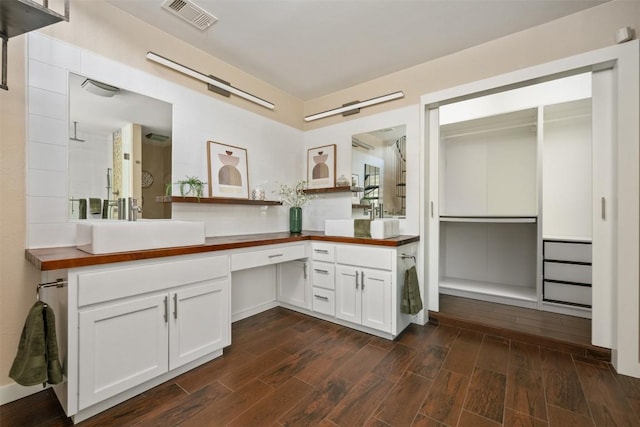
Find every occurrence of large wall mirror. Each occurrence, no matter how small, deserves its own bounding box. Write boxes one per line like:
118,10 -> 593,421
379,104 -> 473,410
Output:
68,73 -> 173,220
351,125 -> 406,218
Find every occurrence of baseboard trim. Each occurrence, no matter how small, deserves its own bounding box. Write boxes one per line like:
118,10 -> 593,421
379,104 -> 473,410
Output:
0,382 -> 50,406
231,301 -> 279,323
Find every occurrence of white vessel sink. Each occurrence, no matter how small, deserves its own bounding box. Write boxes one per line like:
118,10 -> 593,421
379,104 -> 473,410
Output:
324,218 -> 400,239
76,220 -> 206,254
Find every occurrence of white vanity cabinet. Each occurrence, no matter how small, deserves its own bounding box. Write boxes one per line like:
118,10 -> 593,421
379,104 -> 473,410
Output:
64,253 -> 230,421
335,265 -> 392,332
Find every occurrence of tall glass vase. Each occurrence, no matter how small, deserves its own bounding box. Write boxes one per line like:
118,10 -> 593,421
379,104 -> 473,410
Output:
289,207 -> 302,233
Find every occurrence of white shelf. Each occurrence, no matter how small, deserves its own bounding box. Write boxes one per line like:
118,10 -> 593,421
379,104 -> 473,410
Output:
440,216 -> 537,223
542,235 -> 591,243
439,277 -> 537,302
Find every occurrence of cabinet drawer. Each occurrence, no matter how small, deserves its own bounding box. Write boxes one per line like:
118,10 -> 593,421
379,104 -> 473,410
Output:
544,241 -> 591,263
312,287 -> 335,316
312,261 -> 335,290
231,244 -> 306,271
544,261 -> 592,284
544,281 -> 592,307
336,245 -> 392,271
312,243 -> 335,262
78,254 -> 229,307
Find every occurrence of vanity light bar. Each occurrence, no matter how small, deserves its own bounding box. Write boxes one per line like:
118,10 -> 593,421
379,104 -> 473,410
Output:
146,51 -> 275,110
304,91 -> 405,122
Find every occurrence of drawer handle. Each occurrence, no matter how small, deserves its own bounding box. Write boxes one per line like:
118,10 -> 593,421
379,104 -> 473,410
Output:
163,296 -> 168,323
173,293 -> 178,319
303,262 -> 308,279
268,253 -> 284,258
314,249 -> 329,254
355,271 -> 359,289
314,294 -> 329,301
314,268 -> 329,274
361,271 -> 365,290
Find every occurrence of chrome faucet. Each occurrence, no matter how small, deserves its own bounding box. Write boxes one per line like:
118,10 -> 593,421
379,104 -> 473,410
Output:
128,197 -> 141,221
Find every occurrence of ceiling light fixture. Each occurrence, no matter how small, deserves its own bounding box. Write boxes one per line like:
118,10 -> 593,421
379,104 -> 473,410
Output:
146,51 -> 275,110
81,78 -> 119,97
304,91 -> 405,122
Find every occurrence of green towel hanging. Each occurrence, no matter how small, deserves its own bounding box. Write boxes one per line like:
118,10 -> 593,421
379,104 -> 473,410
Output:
401,266 -> 423,315
10,301 -> 63,387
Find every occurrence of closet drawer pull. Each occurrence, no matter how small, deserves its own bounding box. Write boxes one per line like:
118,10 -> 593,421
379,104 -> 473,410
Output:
314,294 -> 329,301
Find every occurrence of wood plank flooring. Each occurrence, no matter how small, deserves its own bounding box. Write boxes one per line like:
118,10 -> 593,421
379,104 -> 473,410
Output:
2,306 -> 639,426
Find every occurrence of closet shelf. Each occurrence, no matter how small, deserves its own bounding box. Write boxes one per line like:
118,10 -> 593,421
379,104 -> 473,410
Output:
440,277 -> 537,302
440,216 -> 537,223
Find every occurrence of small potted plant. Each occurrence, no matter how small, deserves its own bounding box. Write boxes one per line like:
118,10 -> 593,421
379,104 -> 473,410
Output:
166,176 -> 207,200
274,180 -> 316,233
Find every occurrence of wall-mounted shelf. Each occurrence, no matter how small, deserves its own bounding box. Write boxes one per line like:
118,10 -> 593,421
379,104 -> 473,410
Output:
303,186 -> 354,194
1,0 -> 69,90
156,196 -> 282,206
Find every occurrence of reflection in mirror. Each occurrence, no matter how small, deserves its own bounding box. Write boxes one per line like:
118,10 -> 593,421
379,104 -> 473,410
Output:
69,73 -> 173,220
352,125 -> 406,218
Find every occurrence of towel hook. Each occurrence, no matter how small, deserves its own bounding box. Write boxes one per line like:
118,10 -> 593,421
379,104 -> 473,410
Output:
36,279 -> 67,302
400,253 -> 416,263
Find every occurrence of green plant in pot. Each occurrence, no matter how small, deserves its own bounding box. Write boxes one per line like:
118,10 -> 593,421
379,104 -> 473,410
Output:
166,176 -> 207,200
274,180 -> 316,233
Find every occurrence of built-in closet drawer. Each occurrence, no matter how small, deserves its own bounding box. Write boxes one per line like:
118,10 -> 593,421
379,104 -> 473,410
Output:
312,287 -> 335,316
543,282 -> 592,307
544,241 -> 591,263
542,239 -> 592,308
543,261 -> 592,284
231,244 -> 306,271
312,261 -> 335,290
312,243 -> 335,263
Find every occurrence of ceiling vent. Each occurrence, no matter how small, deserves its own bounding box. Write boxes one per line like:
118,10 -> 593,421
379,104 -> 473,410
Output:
161,0 -> 218,30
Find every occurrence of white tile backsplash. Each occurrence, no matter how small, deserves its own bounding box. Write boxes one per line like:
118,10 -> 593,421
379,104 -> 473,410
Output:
28,87 -> 66,120
28,169 -> 67,198
28,141 -> 67,171
28,59 -> 67,94
28,115 -> 67,146
28,222 -> 76,249
29,196 -> 68,223
28,32 -> 81,72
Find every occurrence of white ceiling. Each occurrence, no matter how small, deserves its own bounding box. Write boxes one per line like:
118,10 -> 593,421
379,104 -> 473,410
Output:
106,0 -> 607,100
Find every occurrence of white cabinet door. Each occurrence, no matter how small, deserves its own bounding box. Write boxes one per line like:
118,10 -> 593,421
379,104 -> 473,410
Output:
277,260 -> 310,309
169,279 -> 230,370
360,268 -> 392,333
78,294 -> 169,410
335,266 -> 360,324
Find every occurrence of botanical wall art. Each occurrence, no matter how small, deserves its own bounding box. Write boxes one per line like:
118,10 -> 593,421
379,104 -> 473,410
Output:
307,144 -> 336,189
207,141 -> 249,199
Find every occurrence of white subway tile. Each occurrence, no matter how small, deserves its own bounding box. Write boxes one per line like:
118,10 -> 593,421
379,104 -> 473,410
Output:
28,222 -> 76,249
28,114 -> 67,145
28,169 -> 67,198
28,87 -> 66,120
28,141 -> 67,171
28,59 -> 67,94
29,196 -> 68,223
28,32 -> 80,72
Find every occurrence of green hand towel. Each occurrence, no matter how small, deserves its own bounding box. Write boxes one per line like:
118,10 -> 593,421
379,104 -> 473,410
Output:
10,301 -> 63,387
354,219 -> 371,238
89,198 -> 101,214
401,266 -> 423,315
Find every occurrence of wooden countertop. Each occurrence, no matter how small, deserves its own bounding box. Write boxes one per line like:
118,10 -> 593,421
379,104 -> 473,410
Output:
25,231 -> 420,271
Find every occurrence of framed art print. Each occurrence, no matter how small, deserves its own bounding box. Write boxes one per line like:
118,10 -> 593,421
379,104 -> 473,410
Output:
307,144 -> 336,189
207,141 -> 249,199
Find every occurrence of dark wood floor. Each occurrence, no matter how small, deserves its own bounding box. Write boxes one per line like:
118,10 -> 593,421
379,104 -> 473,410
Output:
2,306 -> 639,426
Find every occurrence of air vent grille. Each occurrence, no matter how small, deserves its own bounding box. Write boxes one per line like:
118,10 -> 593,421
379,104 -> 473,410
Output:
161,0 -> 218,30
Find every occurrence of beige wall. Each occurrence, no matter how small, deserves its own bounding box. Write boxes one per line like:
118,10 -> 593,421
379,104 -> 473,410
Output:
303,0 -> 640,130
1,0 -> 639,388
0,35 -> 41,387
